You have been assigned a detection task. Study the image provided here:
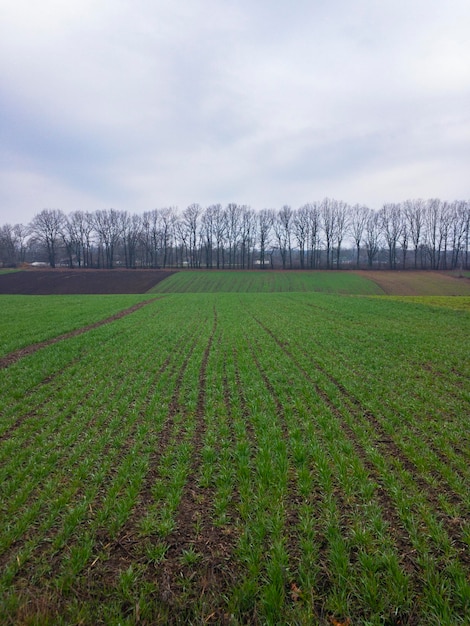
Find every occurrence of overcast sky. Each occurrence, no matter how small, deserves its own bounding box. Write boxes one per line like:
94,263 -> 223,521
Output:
1,0 -> 469,225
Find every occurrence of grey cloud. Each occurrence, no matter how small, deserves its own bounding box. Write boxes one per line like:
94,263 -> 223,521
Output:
1,0 -> 469,224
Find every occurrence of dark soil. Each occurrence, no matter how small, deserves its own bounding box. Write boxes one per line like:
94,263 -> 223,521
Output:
0,269 -> 176,294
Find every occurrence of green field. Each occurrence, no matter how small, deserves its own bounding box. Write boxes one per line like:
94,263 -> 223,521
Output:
0,275 -> 469,625
0,294 -> 151,357
148,270 -> 385,294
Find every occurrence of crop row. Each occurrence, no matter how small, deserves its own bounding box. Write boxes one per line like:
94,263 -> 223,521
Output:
0,292 -> 468,624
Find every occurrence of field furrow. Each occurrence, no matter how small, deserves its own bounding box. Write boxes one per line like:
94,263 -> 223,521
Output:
0,287 -> 468,625
239,322 -> 418,622
242,301 -> 469,621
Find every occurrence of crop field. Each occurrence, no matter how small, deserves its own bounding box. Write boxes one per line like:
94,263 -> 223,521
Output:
0,275 -> 469,625
150,271 -> 385,295
150,269 -> 470,296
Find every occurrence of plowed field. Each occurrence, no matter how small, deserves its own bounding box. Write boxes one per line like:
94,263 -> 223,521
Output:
356,270 -> 470,295
0,269 -> 176,294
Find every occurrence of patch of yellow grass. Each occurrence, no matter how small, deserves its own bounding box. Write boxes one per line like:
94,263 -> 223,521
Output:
387,296 -> 470,311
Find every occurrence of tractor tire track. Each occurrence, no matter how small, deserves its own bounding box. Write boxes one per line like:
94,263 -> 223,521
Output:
0,297 -> 163,371
153,307 -> 239,622
0,297 -> 165,444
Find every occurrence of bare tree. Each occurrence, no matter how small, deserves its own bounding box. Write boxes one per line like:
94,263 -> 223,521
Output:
61,211 -> 96,268
320,198 -> 337,269
3,198 -> 469,273
182,204 -> 202,268
379,203 -> 402,270
142,210 -> 159,268
67,211 -> 94,267
93,209 -> 122,268
464,201 -> 470,270
29,209 -> 66,267
306,202 -> 321,268
161,208 -> 177,268
240,206 -> 257,269
294,205 -> 310,269
399,219 -> 409,269
210,204 -> 226,269
201,206 -> 216,268
225,203 -> 242,268
0,224 -> 29,266
449,200 -> 468,270
258,209 -> 274,268
61,214 -> 81,267
439,203 -> 453,270
364,209 -> 381,268
0,224 -> 17,266
13,224 -> 30,264
334,201 -> 349,268
349,204 -> 369,268
403,199 -> 425,269
121,212 -> 142,268
274,205 -> 294,269
424,198 -> 446,269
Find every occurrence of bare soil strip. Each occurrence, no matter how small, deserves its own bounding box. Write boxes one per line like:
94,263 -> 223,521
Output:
0,298 -> 160,370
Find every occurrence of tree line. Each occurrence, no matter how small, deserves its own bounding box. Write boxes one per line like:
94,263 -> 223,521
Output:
1,198 -> 469,270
